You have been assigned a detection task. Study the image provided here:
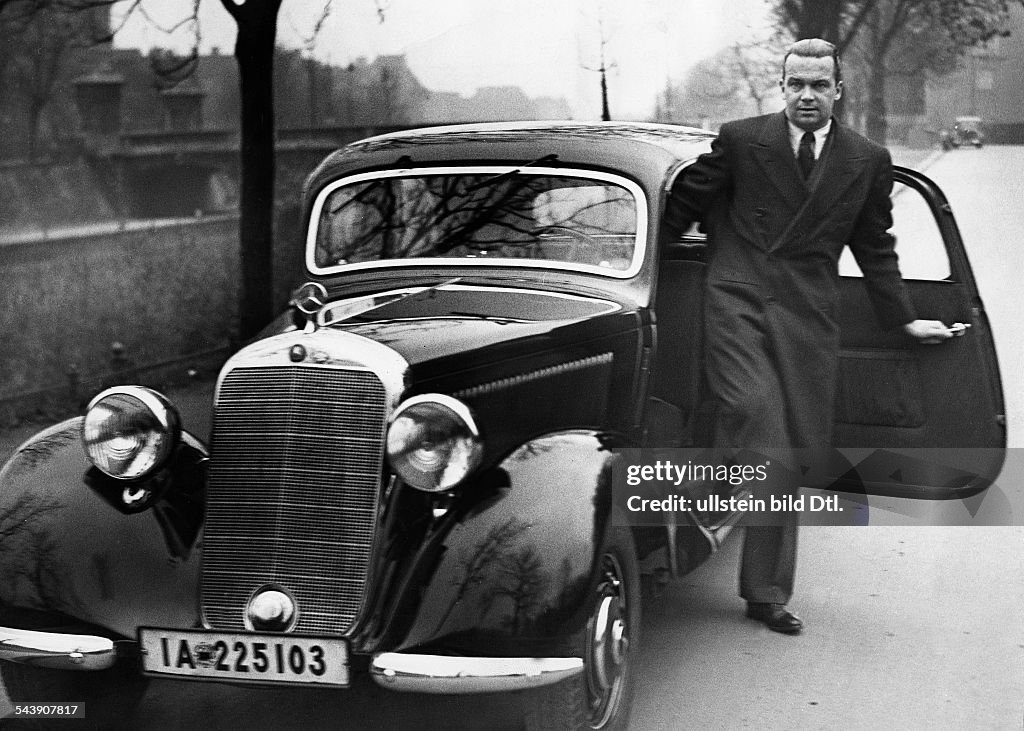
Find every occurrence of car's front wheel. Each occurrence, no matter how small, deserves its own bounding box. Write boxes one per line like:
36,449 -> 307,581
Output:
1,661 -> 148,728
523,526 -> 640,731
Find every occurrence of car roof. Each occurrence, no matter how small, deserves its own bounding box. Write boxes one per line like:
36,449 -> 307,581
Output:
303,120 -> 715,200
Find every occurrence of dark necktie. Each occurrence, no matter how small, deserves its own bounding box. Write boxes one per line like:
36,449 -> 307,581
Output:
798,131 -> 816,180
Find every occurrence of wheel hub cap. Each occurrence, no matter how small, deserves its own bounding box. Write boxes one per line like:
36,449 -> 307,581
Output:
586,554 -> 630,727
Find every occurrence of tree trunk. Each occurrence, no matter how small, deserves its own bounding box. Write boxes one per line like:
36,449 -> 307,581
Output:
600,66 -> 610,121
787,0 -> 852,121
230,1 -> 283,341
865,57 -> 888,144
795,0 -> 844,42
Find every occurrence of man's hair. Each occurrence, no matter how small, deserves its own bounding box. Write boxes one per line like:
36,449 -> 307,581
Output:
781,38 -> 842,85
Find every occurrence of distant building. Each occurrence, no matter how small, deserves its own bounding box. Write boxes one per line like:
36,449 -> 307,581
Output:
1,8 -> 572,158
420,92 -> 467,123
0,7 -> 573,229
195,50 -> 241,131
534,96 -> 574,120
422,85 -> 565,123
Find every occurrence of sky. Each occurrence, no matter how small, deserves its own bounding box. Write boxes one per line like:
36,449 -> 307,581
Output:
112,0 -> 774,120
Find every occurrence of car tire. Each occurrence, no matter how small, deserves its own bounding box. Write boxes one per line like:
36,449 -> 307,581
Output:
522,525 -> 640,731
1,661 -> 148,729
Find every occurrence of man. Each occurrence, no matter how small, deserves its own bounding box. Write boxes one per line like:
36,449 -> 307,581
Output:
669,39 -> 957,634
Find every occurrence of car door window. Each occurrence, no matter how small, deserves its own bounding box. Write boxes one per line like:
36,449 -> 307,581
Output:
838,180 -> 951,281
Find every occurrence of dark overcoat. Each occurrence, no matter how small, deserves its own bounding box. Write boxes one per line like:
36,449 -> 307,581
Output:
671,112 -> 916,450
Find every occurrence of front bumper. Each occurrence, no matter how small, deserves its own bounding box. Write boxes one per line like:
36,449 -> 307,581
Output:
0,627 -> 116,671
370,653 -> 583,693
0,627 -> 584,694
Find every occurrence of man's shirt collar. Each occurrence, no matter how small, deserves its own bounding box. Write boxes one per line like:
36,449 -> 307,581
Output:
787,118 -> 832,158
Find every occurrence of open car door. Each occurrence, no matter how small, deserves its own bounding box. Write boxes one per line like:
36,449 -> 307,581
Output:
820,166 -> 1006,499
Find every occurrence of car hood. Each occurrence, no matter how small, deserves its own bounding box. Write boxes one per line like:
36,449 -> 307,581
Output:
323,285 -> 632,371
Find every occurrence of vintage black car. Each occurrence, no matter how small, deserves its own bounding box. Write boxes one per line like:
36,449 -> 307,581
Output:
0,122 -> 1006,729
941,115 -> 985,150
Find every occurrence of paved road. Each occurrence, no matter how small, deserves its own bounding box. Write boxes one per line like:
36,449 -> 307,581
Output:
1,146 -> 1021,730
925,146 -> 1024,449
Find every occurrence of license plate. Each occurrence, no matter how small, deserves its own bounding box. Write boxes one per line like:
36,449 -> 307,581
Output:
139,629 -> 349,687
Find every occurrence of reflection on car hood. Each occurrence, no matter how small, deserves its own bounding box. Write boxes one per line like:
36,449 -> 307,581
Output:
325,285 -> 625,367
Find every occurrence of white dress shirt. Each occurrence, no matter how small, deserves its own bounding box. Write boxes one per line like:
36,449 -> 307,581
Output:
787,119 -> 832,160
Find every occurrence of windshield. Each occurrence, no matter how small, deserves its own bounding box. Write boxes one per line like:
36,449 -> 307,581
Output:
306,166 -> 645,277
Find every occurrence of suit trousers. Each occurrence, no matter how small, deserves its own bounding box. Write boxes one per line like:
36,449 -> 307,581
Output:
705,288 -> 815,606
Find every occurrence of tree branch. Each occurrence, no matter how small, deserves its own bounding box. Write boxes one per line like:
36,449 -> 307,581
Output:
837,0 -> 879,54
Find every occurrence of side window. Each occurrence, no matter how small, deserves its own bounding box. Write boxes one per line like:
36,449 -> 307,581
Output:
839,180 -> 951,281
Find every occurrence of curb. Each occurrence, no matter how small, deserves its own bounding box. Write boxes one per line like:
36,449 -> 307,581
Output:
915,148 -> 945,173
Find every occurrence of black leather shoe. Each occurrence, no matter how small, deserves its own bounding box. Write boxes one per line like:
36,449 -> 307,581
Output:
746,602 -> 803,634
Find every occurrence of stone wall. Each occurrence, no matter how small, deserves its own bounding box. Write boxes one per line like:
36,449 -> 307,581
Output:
0,216 -> 240,423
0,160 -> 117,238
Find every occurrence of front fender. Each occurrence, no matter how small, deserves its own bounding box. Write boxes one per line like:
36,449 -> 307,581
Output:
390,430 -> 618,657
0,419 -> 206,638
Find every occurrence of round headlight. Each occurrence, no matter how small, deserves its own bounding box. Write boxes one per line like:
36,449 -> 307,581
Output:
82,387 -> 180,480
386,395 -> 482,492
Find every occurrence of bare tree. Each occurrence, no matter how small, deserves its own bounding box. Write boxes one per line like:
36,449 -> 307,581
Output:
213,0 -> 283,339
729,40 -> 784,115
491,545 -> 549,634
773,0 -> 880,52
833,0 -> 1022,142
289,4 -> 333,129
3,0 -> 385,339
579,5 -> 617,121
0,0 -> 124,159
8,7 -> 77,158
666,48 -> 764,127
434,518 -> 530,633
216,0 -> 389,338
772,0 -> 1024,142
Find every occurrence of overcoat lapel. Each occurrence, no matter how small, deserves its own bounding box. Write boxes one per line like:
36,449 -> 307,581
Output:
749,114 -> 874,252
809,124 -> 868,213
750,112 -> 805,212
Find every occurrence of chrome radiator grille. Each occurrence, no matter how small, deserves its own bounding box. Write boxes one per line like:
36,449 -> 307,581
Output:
201,365 -> 387,635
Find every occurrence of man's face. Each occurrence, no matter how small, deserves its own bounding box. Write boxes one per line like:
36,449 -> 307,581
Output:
780,54 -> 842,131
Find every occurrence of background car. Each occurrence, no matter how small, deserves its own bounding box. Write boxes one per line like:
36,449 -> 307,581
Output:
941,115 -> 985,149
0,121 -> 1005,730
